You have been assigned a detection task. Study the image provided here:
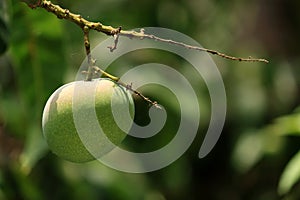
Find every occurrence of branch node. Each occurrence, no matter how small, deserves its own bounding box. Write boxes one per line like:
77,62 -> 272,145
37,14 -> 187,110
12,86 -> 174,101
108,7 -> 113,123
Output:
110,26 -> 122,35
64,9 -> 70,16
139,28 -> 145,39
126,83 -> 133,91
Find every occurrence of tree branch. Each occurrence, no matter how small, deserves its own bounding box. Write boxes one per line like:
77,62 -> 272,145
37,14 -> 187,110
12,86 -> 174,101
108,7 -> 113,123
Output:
22,0 -> 269,108
23,0 -> 269,63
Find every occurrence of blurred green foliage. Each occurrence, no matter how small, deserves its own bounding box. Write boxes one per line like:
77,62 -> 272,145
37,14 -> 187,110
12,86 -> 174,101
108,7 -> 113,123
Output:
0,0 -> 300,199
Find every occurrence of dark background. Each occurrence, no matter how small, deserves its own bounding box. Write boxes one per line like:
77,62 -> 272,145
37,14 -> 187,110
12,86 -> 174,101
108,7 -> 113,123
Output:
1,0 -> 300,199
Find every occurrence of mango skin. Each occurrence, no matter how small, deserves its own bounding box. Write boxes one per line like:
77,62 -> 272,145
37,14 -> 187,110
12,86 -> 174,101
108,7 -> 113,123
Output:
42,79 -> 134,163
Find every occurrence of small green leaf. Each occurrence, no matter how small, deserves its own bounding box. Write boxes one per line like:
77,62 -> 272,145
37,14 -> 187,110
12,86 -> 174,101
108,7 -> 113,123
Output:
231,131 -> 264,173
278,150 -> 300,195
266,108 -> 300,137
274,113 -> 300,136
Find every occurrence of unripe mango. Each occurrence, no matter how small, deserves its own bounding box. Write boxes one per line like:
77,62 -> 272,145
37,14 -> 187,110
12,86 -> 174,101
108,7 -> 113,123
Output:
42,79 -> 134,163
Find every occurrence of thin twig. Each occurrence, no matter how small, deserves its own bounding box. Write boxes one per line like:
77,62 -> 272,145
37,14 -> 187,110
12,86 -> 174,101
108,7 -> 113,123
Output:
120,82 -> 161,109
92,66 -> 160,109
120,29 -> 269,63
25,0 -> 269,63
83,26 -> 95,81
